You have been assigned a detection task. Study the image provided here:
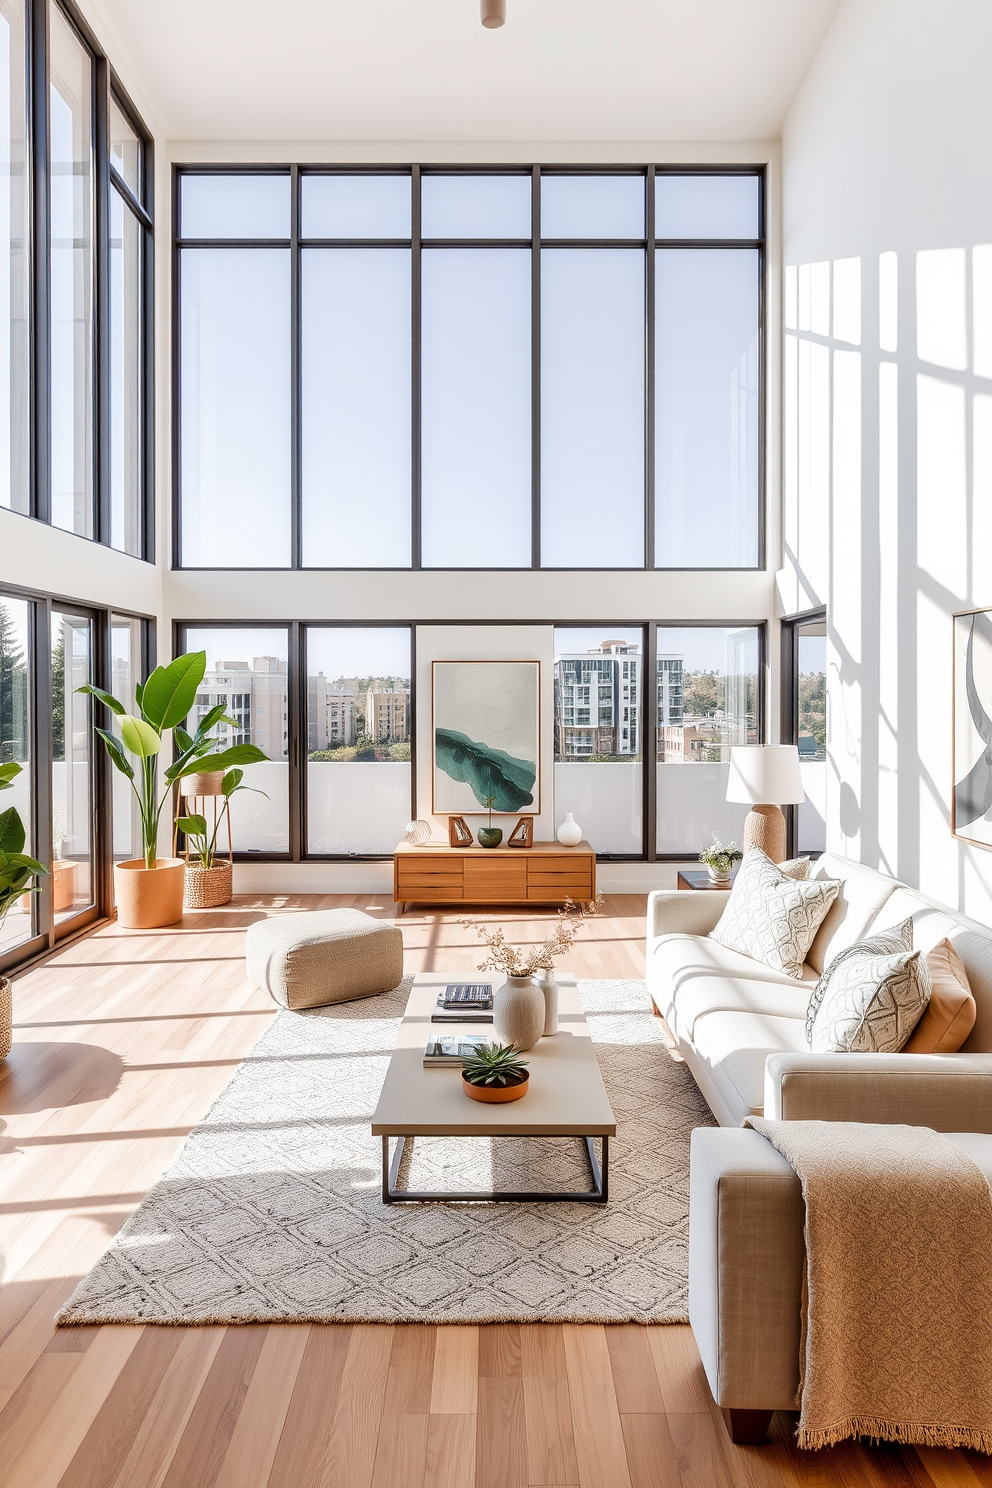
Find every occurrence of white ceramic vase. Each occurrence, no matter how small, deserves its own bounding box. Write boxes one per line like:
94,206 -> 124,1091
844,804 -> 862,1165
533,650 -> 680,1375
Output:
534,971 -> 558,1035
493,975 -> 545,1051
556,813 -> 582,847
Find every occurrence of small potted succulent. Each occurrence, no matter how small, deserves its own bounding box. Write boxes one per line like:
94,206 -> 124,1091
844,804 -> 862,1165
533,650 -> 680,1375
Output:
461,1042 -> 530,1103
698,839 -> 743,885
477,795 -> 502,849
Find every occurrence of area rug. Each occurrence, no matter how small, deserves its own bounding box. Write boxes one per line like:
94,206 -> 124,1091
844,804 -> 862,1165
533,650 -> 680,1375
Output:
57,979 -> 713,1326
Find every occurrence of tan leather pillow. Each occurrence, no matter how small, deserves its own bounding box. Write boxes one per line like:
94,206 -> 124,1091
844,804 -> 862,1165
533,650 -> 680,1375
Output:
902,939 -> 976,1053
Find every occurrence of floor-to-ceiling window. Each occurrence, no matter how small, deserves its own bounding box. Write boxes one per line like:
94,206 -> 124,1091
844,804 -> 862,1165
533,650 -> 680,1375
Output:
50,607 -> 94,923
0,592 -> 31,953
783,610 -> 827,856
176,166 -> 763,572
0,2 -> 153,554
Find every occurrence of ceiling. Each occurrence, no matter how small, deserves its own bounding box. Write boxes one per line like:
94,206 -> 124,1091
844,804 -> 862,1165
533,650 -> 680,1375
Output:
83,0 -> 842,144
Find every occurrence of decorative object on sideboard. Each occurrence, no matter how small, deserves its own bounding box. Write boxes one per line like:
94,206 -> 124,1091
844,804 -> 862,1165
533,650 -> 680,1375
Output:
403,819 -> 432,846
480,0 -> 505,29
534,969 -> 558,1034
726,745 -> 805,865
447,815 -> 473,847
432,660 -> 540,815
953,606 -> 992,850
556,812 -> 582,847
698,839 -> 743,886
0,760 -> 48,1060
81,652 -> 268,928
180,768 -> 267,909
461,1043 -> 529,1104
477,795 -> 503,849
507,815 -> 534,848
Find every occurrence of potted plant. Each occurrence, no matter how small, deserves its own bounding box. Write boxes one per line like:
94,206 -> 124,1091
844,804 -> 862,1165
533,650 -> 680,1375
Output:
178,768 -> 266,909
477,795 -> 502,849
461,1042 -> 530,1103
0,762 -> 48,1059
698,839 -> 743,885
80,652 -> 268,929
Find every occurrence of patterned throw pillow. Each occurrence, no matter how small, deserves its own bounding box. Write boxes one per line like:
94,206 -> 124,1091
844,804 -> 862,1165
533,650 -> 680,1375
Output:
709,848 -> 841,979
778,856 -> 810,881
806,919 -> 932,1053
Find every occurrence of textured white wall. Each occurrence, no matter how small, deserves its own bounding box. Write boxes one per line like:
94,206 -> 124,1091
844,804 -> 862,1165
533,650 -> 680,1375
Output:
780,0 -> 992,919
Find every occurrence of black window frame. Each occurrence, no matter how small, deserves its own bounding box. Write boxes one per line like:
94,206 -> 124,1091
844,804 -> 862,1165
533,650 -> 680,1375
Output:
172,163 -> 765,574
174,617 -> 765,866
10,0 -> 156,559
0,579 -> 155,975
781,606 -> 827,859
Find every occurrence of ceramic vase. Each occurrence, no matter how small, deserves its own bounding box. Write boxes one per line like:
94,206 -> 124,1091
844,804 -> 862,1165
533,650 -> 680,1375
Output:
478,827 -> 503,848
534,971 -> 558,1035
493,975 -> 545,1051
556,813 -> 582,847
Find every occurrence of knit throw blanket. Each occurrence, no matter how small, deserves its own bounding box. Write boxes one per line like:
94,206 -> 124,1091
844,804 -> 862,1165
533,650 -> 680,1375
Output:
746,1117 -> 992,1452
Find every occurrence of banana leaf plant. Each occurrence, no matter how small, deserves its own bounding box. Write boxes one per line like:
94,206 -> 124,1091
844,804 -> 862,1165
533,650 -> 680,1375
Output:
0,762 -> 48,926
79,651 -> 269,871
177,769 -> 265,869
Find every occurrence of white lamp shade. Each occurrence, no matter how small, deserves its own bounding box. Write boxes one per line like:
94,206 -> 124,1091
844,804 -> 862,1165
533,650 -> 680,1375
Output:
726,745 -> 805,805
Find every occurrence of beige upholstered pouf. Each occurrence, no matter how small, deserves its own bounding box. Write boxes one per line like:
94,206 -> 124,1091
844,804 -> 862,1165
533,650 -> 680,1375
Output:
245,909 -> 404,1010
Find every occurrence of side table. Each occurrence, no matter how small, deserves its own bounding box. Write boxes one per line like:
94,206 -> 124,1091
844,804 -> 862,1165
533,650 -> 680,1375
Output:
676,869 -> 737,891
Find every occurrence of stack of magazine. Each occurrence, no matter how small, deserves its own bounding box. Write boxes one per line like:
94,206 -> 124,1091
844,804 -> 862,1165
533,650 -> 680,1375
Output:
430,982 -> 494,1025
423,1031 -> 491,1067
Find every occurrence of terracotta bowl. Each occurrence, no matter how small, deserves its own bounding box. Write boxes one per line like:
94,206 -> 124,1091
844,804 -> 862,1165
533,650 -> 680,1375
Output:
462,1072 -> 529,1103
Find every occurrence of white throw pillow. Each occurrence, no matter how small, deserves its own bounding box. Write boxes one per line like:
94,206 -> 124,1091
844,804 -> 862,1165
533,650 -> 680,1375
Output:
807,919 -> 932,1053
778,856 -> 810,881
709,848 -> 841,979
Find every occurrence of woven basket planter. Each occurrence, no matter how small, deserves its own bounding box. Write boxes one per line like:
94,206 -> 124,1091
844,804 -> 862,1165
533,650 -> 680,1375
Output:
0,975 -> 11,1061
184,861 -> 233,909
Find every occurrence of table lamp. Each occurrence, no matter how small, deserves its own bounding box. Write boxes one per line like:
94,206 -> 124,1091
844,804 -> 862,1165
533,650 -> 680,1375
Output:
726,744 -> 805,864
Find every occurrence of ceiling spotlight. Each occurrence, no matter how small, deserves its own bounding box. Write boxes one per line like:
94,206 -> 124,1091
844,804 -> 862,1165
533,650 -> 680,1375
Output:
481,0 -> 505,27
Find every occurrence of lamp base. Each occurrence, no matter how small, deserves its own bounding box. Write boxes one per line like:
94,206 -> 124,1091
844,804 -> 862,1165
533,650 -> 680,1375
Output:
743,804 -> 787,864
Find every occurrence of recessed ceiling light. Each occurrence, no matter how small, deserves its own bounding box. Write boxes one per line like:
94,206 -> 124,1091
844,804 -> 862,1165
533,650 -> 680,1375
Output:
481,0 -> 505,28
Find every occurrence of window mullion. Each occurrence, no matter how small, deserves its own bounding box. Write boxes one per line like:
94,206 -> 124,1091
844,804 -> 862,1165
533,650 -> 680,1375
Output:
30,0 -> 50,525
531,164 -> 540,569
411,164 -> 422,569
94,53 -> 111,546
645,164 -> 655,570
290,164 -> 301,568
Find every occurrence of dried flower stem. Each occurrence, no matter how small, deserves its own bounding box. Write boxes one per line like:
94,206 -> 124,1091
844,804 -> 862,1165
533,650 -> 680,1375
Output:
460,896 -> 603,979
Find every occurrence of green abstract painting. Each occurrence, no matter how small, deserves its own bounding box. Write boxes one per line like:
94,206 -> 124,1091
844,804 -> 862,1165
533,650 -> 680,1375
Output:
432,660 -> 540,815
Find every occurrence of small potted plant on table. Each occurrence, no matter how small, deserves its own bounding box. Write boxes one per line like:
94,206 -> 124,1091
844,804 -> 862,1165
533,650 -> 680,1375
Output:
698,839 -> 743,885
477,795 -> 502,849
461,1042 -> 530,1103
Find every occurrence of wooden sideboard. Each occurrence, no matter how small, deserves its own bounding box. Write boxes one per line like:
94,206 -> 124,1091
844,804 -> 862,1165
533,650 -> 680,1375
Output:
394,839 -> 596,912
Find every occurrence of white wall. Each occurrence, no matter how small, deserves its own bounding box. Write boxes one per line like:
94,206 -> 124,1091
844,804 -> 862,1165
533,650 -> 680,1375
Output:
781,0 -> 992,920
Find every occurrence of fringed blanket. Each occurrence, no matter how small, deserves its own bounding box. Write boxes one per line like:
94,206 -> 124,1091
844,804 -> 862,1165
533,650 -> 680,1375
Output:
746,1118 -> 992,1452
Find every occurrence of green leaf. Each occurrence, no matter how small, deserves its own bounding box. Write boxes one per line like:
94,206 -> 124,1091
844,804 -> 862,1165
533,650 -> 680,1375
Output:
173,725 -> 193,754
95,728 -> 136,781
119,715 -> 162,758
192,703 -> 234,741
434,729 -> 536,812
76,683 -> 126,717
0,761 -> 22,792
221,769 -> 244,796
140,652 -> 206,731
0,807 -> 26,855
176,744 -> 268,776
177,814 -> 208,838
134,678 -> 144,709
4,852 -> 47,875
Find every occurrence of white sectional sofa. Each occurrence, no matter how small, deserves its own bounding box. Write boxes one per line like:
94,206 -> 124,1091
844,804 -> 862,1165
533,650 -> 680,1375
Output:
646,852 -> 992,1129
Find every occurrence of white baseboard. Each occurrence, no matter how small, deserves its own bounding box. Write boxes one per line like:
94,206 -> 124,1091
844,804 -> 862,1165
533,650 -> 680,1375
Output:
232,859 -> 699,897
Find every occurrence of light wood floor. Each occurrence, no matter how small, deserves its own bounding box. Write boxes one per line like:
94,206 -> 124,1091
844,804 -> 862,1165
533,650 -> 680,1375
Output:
0,895 -> 985,1487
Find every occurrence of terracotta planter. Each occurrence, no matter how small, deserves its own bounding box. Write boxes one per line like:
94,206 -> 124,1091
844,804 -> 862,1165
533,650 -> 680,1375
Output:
52,858 -> 78,913
462,1072 -> 529,1104
184,861 -> 233,909
0,975 -> 10,1060
114,858 -> 186,929
184,770 -> 225,797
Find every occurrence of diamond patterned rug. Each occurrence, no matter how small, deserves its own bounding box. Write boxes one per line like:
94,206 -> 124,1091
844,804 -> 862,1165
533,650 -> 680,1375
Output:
57,978 -> 714,1326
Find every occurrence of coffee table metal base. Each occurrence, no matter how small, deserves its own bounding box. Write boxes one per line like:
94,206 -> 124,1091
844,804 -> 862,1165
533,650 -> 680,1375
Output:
381,1133 -> 609,1204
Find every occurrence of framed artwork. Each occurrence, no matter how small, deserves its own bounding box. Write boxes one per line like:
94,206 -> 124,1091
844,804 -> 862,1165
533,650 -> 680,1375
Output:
953,606 -> 992,849
432,660 -> 540,816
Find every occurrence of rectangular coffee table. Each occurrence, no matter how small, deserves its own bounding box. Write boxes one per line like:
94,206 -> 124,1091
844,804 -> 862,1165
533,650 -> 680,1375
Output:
371,972 -> 616,1204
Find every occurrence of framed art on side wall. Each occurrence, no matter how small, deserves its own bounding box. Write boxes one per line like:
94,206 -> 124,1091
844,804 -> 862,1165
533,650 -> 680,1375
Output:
432,660 -> 540,816
953,606 -> 992,850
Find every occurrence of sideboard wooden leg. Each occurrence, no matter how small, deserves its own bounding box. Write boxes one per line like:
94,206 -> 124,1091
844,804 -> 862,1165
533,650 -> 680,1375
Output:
722,1408 -> 773,1445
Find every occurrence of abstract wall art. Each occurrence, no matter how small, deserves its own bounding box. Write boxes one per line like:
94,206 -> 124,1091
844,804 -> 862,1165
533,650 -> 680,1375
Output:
432,660 -> 540,815
953,606 -> 992,850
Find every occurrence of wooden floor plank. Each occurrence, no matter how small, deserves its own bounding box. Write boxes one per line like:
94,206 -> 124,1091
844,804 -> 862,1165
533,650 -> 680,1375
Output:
160,1324 -> 269,1488
562,1324 -> 632,1488
607,1325 -> 666,1414
430,1325 -> 479,1414
265,1325 -> 352,1488
480,1322 -> 522,1379
319,1322 -> 394,1488
213,1325 -> 310,1488
477,1375 -> 527,1488
112,1328 -> 227,1488
383,1325 -> 436,1416
369,1413 -> 429,1488
619,1412 -> 682,1488
523,1372 -> 579,1487
59,1327 -> 184,1488
425,1412 -> 477,1488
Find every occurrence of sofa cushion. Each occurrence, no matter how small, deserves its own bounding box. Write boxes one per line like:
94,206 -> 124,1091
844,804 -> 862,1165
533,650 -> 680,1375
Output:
710,848 -> 840,979
650,933 -> 815,1042
903,940 -> 977,1054
690,1009 -> 810,1120
807,920 -> 932,1054
805,854 -> 899,974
